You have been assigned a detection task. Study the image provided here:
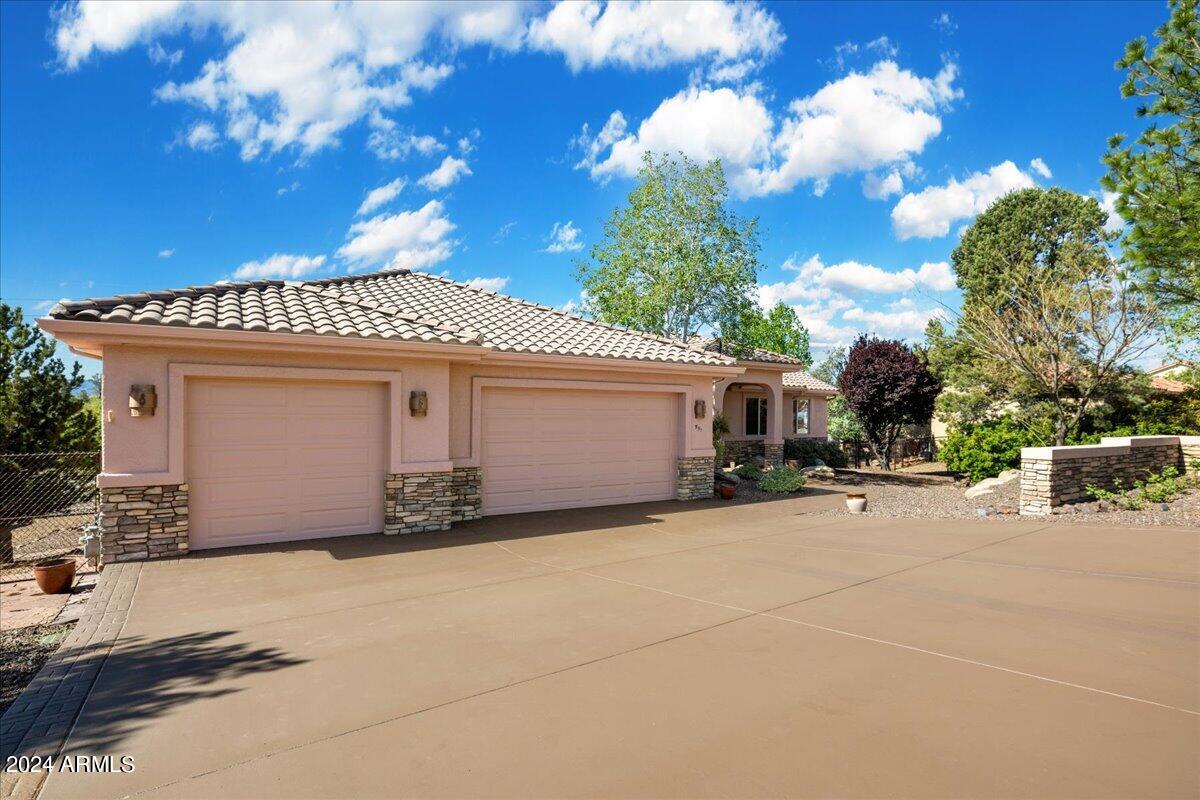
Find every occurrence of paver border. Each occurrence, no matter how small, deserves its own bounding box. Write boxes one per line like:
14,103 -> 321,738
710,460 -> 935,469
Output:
1,563 -> 141,800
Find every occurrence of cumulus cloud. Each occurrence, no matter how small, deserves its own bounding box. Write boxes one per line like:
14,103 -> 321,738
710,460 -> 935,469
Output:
1029,157 -> 1052,179
760,254 -> 956,302
577,60 -> 961,198
528,0 -> 784,72
842,305 -> 947,337
545,221 -> 584,253
357,178 -> 406,216
891,160 -> 1038,240
1099,190 -> 1125,233
367,112 -> 445,161
337,199 -> 455,270
418,155 -> 471,190
55,1 -> 784,161
232,253 -> 327,280
861,169 -> 904,200
157,248 -> 174,258
184,121 -> 218,151
465,276 -> 510,292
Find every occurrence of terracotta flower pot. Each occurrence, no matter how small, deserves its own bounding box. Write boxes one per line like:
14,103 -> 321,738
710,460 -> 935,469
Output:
33,557 -> 76,595
717,483 -> 736,500
845,492 -> 867,514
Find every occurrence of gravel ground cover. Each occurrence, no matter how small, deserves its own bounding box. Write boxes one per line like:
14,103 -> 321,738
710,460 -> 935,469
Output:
0,623 -> 73,717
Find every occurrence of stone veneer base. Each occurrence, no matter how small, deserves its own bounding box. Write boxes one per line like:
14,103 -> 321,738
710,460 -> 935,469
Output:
385,466 -> 482,535
721,439 -> 764,467
99,484 -> 189,563
676,456 -> 715,500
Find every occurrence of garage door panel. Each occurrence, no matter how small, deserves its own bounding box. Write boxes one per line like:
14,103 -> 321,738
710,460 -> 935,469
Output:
481,388 -> 678,516
187,378 -> 386,550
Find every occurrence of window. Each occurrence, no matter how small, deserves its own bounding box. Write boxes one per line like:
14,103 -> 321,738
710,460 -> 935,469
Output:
793,398 -> 810,435
745,396 -> 767,436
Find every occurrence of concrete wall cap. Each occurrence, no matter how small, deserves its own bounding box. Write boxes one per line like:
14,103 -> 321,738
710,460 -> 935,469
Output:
1022,444 -> 1130,461
1100,435 -> 1181,447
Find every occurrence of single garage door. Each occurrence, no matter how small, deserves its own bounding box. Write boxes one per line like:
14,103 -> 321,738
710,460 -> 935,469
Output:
186,378 -> 386,550
481,388 -> 678,515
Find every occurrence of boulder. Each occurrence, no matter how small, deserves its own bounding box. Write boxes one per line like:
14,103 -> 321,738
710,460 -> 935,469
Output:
964,468 -> 1021,499
715,471 -> 739,485
799,465 -> 836,481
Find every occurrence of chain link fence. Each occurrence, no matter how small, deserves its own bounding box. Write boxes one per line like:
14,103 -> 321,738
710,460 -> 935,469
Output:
1,452 -> 100,583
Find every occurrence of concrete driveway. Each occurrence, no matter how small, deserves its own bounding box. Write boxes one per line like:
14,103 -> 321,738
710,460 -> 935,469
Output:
38,491 -> 1199,799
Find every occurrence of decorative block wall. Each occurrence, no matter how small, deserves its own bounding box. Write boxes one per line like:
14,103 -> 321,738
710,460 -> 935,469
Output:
676,456 -> 715,500
99,484 -> 189,563
1019,436 -> 1192,515
385,467 -> 482,535
764,442 -> 784,467
721,439 -> 763,466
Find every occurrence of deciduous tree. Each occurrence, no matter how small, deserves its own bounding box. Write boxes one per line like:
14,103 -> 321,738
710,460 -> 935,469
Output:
838,336 -> 941,470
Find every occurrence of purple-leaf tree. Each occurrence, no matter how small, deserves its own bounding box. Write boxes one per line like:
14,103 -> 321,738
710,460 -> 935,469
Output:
838,335 -> 942,471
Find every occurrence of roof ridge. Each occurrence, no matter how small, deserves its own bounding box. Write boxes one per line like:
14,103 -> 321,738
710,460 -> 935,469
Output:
398,270 -> 722,357
50,277 -> 292,315
302,282 -> 483,345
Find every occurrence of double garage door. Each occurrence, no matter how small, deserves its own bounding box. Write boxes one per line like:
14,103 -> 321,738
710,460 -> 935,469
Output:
186,379 -> 679,549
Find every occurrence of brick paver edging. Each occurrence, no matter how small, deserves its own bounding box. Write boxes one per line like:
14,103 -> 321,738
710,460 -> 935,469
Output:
0,563 -> 141,800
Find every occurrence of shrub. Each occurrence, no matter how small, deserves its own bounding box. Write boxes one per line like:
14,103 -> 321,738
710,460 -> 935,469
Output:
733,463 -> 763,481
940,417 -> 1038,482
759,465 -> 806,493
783,438 -> 847,468
712,413 -> 730,467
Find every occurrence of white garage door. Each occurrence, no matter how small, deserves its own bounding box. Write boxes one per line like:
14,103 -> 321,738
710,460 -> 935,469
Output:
186,378 -> 386,550
481,388 -> 678,515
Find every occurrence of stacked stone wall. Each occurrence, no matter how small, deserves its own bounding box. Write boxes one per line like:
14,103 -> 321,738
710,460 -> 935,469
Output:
99,484 -> 188,563
763,442 -> 784,467
385,467 -> 481,535
722,439 -> 764,466
1019,436 -> 1189,515
676,456 -> 715,500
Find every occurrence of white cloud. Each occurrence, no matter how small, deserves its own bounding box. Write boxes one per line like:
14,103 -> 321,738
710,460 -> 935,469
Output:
276,180 -> 300,196
762,254 -> 956,300
544,221 -> 584,253
465,276 -> 510,292
1099,190 -> 1124,233
577,60 -> 960,198
891,160 -> 1038,240
148,41 -> 182,68
842,305 -> 947,337
493,221 -> 517,242
157,248 -> 175,258
528,0 -> 784,72
1029,157 -> 1052,179
337,199 -> 455,270
184,121 -> 218,151
931,12 -> 957,34
861,169 -> 904,200
356,178 -> 406,216
232,253 -> 327,280
367,112 -> 445,161
824,35 -> 898,72
418,155 -> 471,190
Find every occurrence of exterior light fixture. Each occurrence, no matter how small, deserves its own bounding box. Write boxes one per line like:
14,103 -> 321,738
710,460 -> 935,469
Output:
694,399 -> 706,419
409,389 -> 428,417
129,384 -> 157,417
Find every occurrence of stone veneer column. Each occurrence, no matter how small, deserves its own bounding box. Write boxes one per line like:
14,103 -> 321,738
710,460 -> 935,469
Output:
764,443 -> 784,467
385,466 -> 482,535
99,484 -> 189,563
676,456 -> 715,500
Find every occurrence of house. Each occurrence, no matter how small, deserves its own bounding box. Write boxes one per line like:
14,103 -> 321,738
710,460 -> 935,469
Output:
699,340 -> 838,466
40,269 -> 831,562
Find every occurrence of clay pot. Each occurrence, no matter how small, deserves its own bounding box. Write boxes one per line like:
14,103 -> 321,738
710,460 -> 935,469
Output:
845,492 -> 867,514
33,558 -> 76,595
717,483 -> 736,500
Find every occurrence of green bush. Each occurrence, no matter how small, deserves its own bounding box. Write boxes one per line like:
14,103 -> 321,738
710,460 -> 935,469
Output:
940,417 -> 1039,482
733,463 -> 763,481
783,437 -> 847,468
759,465 -> 807,493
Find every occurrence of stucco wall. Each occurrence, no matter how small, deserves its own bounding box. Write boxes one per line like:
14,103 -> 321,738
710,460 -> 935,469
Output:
100,344 -> 721,488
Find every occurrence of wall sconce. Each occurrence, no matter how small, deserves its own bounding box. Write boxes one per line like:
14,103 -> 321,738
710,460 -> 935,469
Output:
409,389 -> 428,417
129,384 -> 157,417
694,399 -> 706,419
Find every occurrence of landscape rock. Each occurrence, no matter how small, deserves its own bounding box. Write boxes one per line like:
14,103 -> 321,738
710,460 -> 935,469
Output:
964,468 -> 1021,499
799,465 -> 836,481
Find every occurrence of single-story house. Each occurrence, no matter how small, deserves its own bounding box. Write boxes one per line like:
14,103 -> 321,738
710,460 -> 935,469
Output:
40,269 -> 834,562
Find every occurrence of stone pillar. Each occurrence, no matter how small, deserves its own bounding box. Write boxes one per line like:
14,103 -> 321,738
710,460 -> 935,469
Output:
385,467 -> 482,535
764,442 -> 784,468
99,484 -> 189,563
676,456 -> 715,500
1181,436 -> 1200,475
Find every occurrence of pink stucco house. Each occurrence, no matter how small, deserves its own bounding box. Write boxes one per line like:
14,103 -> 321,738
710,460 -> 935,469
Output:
40,269 -> 836,562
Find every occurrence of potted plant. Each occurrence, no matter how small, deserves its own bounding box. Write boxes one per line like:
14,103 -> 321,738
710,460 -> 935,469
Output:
845,492 -> 867,513
33,557 -> 76,594
717,482 -> 736,500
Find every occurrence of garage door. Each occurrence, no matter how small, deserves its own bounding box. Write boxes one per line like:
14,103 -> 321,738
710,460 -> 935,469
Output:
481,388 -> 678,515
186,378 -> 386,550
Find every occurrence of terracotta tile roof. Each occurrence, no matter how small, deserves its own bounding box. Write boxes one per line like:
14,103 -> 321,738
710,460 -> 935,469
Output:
696,338 -> 805,365
782,370 -> 839,394
49,269 -> 734,367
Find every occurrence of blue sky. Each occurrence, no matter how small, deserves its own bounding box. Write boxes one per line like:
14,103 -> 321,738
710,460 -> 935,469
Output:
0,1 -> 1164,372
